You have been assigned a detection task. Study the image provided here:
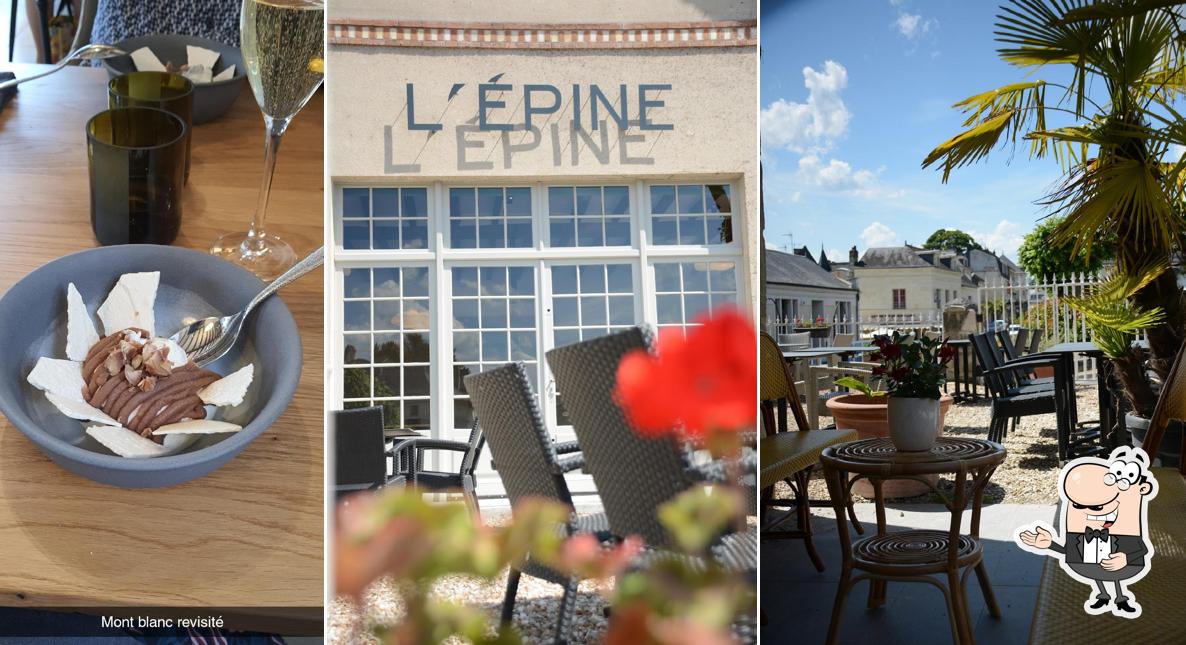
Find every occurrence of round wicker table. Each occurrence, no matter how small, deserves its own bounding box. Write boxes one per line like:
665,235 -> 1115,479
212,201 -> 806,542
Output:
819,436 -> 1006,645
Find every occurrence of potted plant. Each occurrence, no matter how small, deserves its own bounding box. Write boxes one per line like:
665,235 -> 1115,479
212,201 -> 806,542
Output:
923,2 -> 1186,462
837,331 -> 955,452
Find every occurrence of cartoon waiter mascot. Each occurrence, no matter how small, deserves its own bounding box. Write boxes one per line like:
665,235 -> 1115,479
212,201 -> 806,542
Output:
1015,446 -> 1158,618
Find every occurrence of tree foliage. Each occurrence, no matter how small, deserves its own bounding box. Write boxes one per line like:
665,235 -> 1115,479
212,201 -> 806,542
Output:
923,0 -> 1186,417
1016,215 -> 1111,278
923,229 -> 984,255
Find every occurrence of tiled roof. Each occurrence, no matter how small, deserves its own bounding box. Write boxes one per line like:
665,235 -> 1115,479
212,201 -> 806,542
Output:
766,249 -> 856,291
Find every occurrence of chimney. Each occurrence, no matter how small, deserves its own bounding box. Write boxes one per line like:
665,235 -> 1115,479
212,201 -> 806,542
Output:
849,246 -> 859,265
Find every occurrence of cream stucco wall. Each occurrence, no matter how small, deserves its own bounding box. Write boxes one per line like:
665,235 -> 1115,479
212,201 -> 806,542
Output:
330,0 -> 755,23
327,44 -> 759,316
855,267 -> 969,319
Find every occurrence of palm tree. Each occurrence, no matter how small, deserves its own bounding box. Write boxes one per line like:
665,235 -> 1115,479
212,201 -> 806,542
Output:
923,0 -> 1186,417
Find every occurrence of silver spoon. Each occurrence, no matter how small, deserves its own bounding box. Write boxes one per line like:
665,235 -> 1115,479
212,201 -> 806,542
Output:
170,247 -> 324,367
0,43 -> 127,91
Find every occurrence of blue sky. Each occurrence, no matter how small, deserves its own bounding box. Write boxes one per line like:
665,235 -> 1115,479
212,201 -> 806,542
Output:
760,0 -> 1069,262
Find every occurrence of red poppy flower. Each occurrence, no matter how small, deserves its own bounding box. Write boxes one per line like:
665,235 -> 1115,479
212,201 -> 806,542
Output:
614,307 -> 757,437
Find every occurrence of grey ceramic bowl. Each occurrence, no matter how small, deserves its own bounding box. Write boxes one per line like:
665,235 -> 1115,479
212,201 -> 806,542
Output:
102,34 -> 247,124
0,245 -> 301,488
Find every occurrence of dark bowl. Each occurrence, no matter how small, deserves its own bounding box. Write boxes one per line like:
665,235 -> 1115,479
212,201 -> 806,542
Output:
0,245 -> 302,487
102,34 -> 247,124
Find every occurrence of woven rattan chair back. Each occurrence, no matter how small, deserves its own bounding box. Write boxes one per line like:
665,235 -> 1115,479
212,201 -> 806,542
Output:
333,406 -> 386,487
1139,337 -> 1186,474
545,327 -> 691,547
458,421 -> 486,479
464,363 -> 573,508
781,331 -> 811,349
760,332 -> 810,435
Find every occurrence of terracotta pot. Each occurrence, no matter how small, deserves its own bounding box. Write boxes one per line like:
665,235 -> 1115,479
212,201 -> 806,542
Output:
826,393 -> 954,497
1032,365 -> 1055,379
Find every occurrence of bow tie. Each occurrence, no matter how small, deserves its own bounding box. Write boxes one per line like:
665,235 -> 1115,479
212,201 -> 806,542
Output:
1085,528 -> 1110,542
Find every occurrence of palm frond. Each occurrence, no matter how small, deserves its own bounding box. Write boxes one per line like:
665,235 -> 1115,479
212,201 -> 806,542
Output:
923,81 -> 1048,181
1064,257 -> 1169,357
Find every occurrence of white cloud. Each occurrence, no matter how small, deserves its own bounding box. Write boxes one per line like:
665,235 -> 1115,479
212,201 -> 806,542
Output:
893,10 -> 937,46
795,155 -> 904,200
860,222 -> 901,248
970,219 -> 1025,258
761,61 -> 851,154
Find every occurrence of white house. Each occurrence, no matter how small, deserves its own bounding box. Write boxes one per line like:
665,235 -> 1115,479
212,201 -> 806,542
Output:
854,246 -> 979,321
764,248 -> 858,330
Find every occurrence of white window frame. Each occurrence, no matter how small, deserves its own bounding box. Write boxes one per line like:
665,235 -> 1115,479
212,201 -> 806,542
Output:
329,178 -> 748,499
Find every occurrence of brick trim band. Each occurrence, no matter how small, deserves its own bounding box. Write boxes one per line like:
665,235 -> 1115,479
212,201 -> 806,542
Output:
328,21 -> 757,50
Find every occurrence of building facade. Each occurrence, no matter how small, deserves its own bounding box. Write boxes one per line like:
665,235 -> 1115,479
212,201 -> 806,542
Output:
327,0 -> 758,500
854,246 -> 978,321
764,248 -> 858,331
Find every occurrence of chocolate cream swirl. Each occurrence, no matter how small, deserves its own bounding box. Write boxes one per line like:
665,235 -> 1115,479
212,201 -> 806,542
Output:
81,328 -> 220,440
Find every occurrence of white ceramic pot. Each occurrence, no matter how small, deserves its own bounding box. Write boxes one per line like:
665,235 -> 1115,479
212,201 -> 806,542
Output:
887,397 -> 941,452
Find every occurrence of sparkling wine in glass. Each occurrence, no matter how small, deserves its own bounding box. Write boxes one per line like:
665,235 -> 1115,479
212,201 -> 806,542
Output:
210,0 -> 324,280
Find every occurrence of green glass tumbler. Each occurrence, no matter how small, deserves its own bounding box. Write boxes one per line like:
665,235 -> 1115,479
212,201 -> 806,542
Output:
108,71 -> 194,183
86,107 -> 187,246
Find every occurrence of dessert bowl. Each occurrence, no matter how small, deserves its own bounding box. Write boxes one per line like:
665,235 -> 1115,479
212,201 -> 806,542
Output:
0,245 -> 301,487
102,34 -> 247,124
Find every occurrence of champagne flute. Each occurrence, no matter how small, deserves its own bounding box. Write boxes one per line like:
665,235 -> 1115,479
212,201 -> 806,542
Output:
210,0 -> 324,280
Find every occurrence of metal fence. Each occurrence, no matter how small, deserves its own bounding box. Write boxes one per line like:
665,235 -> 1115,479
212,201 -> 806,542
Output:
764,273 -> 1112,381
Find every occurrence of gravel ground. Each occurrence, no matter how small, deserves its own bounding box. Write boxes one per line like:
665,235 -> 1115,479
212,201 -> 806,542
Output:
328,507 -> 613,644
788,384 -> 1101,507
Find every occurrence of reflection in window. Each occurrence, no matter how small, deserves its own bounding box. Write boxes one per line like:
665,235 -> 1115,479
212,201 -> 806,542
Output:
341,266 -> 432,429
653,260 -> 738,334
449,187 -> 533,249
552,263 -> 637,425
452,266 -> 538,428
547,185 -> 631,247
650,184 -> 732,246
339,187 -> 429,250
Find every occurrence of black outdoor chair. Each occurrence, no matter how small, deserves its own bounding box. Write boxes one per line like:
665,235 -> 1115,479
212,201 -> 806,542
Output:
970,333 -> 1101,461
994,329 -> 1054,389
464,362 -> 611,645
391,422 -> 486,517
1028,328 -> 1045,355
545,327 -> 757,570
1013,328 -> 1030,356
333,406 -> 399,496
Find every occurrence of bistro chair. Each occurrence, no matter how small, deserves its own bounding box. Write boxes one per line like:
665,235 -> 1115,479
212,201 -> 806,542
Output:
333,406 -> 399,496
1031,337 -> 1186,643
993,330 -> 1054,389
464,362 -> 608,645
391,422 -> 486,517
1027,328 -> 1045,355
546,328 -> 755,568
1013,328 -> 1030,356
970,333 -> 1100,461
759,332 -> 862,571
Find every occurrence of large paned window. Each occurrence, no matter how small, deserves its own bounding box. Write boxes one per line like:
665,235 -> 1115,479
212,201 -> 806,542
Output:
341,187 -> 429,250
451,266 -> 538,430
334,180 -> 745,492
650,184 -> 733,245
547,185 -> 631,247
341,266 -> 432,429
654,260 -> 738,333
448,187 -> 533,249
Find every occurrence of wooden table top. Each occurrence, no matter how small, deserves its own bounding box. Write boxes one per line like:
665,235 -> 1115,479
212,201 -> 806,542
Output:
0,64 -> 323,608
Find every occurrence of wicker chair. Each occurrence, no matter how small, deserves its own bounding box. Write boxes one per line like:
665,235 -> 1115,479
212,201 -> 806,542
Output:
391,422 -> 486,517
545,327 -> 755,569
1032,338 -> 1186,643
780,331 -> 812,349
463,362 -> 608,644
333,406 -> 399,496
759,332 -> 862,571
